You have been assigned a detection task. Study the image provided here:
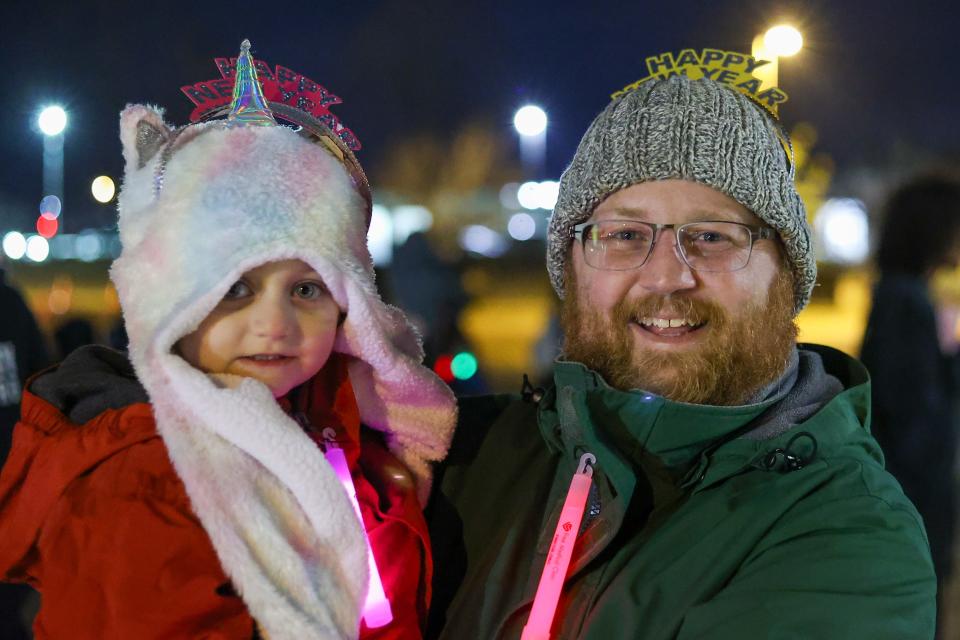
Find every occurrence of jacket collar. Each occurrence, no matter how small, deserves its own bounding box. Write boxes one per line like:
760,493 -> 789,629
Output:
540,359 -> 780,472
538,345 -> 871,490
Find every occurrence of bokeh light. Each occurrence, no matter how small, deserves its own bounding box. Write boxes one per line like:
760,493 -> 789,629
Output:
38,106 -> 68,136
815,198 -> 870,264
91,176 -> 116,203
39,195 -> 61,218
517,180 -> 560,210
459,225 -> 508,257
513,105 -> 548,137
451,352 -> 478,380
508,212 -> 537,241
25,235 -> 50,262
2,232 -> 27,260
36,215 -> 58,238
367,204 -> 394,266
433,354 -> 455,383
763,25 -> 803,57
76,230 -> 105,262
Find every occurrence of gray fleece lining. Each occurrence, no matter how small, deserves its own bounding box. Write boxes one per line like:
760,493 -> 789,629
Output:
29,345 -> 148,424
740,348 -> 844,441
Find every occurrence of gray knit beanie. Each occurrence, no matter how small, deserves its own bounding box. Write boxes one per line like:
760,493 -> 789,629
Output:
547,75 -> 815,314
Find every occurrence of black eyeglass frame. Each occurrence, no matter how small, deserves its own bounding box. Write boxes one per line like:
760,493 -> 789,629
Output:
571,219 -> 776,273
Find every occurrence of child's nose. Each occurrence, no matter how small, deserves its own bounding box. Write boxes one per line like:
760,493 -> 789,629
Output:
250,299 -> 296,339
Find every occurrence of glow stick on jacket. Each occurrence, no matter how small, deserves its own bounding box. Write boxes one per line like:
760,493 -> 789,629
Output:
521,452 -> 596,640
322,429 -> 394,628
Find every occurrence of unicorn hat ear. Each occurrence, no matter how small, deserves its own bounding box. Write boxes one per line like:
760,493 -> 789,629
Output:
119,104 -> 173,171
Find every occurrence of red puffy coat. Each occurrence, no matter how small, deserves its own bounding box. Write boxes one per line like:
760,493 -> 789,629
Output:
0,346 -> 430,639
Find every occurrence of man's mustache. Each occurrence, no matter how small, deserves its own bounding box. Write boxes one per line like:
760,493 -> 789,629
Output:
611,294 -> 727,328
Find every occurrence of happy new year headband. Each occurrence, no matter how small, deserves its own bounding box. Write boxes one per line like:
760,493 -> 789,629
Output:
613,48 -> 795,172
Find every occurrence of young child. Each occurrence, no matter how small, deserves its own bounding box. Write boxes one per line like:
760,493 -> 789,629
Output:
0,42 -> 456,639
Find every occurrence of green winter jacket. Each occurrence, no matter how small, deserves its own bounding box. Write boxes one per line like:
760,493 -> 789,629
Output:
426,345 -> 935,639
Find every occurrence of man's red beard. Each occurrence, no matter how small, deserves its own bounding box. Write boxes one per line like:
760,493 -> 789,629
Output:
560,266 -> 798,406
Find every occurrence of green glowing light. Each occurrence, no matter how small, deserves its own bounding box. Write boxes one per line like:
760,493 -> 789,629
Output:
451,352 -> 478,380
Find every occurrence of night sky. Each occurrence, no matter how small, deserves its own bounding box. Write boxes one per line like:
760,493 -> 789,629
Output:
1,0 -> 958,231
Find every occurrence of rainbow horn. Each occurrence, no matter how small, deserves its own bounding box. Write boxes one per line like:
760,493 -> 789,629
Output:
227,39 -> 277,127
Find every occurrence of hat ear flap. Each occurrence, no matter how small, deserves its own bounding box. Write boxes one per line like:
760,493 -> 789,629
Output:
119,104 -> 172,170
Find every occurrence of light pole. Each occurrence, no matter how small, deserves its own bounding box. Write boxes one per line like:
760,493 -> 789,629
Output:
751,24 -> 803,90
513,104 -> 548,179
38,105 -> 67,230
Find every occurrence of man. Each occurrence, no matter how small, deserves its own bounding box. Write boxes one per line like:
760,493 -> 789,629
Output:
426,71 -> 936,638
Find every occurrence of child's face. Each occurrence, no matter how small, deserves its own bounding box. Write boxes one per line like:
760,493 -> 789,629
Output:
178,259 -> 341,398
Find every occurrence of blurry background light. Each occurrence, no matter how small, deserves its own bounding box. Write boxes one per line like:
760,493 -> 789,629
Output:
36,215 -> 58,238
814,198 -> 870,264
49,234 -> 76,260
517,181 -> 541,210
47,276 -> 74,315
76,230 -> 105,262
107,234 -> 123,259
38,106 -> 67,136
2,232 -> 27,260
459,225 -> 508,257
39,194 -> 61,218
507,212 -> 537,241
367,204 -> 394,266
517,180 -> 560,210
433,354 -> 455,383
392,205 -> 434,244
91,176 -> 116,203
499,182 -> 521,210
513,105 -> 548,137
538,180 -> 559,210
763,24 -> 804,57
25,235 -> 50,262
450,351 -> 478,380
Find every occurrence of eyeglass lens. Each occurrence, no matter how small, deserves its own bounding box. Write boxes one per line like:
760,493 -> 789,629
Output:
582,220 -> 755,273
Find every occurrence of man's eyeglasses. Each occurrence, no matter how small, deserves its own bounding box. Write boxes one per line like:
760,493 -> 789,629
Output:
572,220 -> 775,273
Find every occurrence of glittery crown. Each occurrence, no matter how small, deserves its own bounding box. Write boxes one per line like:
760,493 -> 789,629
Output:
172,39 -> 370,209
612,48 -> 789,119
181,42 -> 361,151
225,39 -> 277,127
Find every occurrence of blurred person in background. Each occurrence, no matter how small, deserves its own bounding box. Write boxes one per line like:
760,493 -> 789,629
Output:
388,232 -> 489,395
0,260 -> 49,640
860,174 -> 960,638
54,317 -> 96,360
427,55 -> 936,639
0,261 -> 50,462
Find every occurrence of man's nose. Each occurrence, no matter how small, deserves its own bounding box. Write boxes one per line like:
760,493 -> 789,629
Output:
636,230 -> 697,295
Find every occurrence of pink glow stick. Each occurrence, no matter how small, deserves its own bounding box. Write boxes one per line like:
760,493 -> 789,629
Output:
521,452 -> 596,640
324,442 -> 394,628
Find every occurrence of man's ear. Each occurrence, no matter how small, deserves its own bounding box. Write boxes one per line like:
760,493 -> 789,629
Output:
119,104 -> 172,170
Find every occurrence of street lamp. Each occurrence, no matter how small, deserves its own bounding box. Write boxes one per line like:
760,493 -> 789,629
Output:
752,24 -> 803,89
38,105 -> 68,231
513,104 -> 548,179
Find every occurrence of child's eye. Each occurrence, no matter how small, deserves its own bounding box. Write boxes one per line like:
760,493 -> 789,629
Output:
224,280 -> 252,299
294,281 -> 328,300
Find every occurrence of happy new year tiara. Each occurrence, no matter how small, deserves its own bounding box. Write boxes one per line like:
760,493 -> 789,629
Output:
153,39 -> 371,211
